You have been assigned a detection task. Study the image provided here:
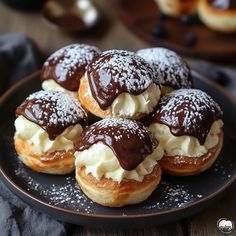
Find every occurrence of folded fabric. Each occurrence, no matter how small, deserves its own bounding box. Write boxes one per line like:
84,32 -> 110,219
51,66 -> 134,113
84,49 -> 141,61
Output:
0,32 -> 44,95
0,33 -> 68,236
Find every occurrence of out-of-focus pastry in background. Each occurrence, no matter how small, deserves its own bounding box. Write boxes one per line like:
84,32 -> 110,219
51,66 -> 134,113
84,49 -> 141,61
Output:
42,0 -> 100,32
154,0 -> 200,17
198,0 -> 236,32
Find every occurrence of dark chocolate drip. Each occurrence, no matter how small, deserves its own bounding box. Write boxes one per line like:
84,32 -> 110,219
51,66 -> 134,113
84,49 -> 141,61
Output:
40,44 -> 101,91
16,90 -> 87,140
208,0 -> 236,9
76,118 -> 157,170
151,89 -> 223,145
87,50 -> 155,110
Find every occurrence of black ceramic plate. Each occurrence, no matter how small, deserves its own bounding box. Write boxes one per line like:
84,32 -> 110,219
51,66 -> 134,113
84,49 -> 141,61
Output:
0,71 -> 236,227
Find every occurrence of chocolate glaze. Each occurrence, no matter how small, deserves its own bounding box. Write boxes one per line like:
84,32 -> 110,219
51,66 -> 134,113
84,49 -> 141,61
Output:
151,89 -> 223,145
87,50 -> 156,110
208,0 -> 236,9
136,48 -> 193,89
16,90 -> 87,140
41,44 -> 101,91
76,118 -> 157,171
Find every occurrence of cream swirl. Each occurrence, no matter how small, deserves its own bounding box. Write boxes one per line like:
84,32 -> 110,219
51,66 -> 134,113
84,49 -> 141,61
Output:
149,120 -> 223,157
75,142 -> 163,182
85,74 -> 161,117
14,116 -> 83,153
42,79 -> 77,98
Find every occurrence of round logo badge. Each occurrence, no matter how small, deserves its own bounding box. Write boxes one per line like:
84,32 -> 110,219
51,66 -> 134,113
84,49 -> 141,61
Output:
217,218 -> 234,234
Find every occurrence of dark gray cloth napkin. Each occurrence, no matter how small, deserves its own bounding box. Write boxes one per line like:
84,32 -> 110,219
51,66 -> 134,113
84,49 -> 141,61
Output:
0,32 -> 68,236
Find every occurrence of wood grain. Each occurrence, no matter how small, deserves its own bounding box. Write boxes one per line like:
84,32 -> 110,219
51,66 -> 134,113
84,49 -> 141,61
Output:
72,223 -> 184,236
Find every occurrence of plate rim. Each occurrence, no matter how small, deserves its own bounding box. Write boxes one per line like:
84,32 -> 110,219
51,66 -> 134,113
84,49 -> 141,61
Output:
0,70 -> 236,220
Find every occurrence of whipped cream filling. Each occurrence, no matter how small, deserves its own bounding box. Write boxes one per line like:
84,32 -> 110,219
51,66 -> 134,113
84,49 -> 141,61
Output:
75,142 -> 164,183
85,75 -> 161,116
149,120 -> 223,157
42,80 -> 77,98
14,116 -> 83,154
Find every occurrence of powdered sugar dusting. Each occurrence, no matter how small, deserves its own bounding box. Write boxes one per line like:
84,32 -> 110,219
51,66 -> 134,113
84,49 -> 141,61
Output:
156,89 -> 222,128
26,90 -> 87,126
14,163 -> 93,213
87,118 -> 150,142
144,180 -> 203,210
89,50 -> 154,93
136,47 -> 192,89
44,44 -> 101,81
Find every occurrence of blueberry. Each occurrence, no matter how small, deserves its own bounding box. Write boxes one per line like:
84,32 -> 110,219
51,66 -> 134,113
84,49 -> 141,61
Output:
156,11 -> 166,20
180,14 -> 201,25
185,32 -> 197,46
210,70 -> 230,86
181,15 -> 193,25
153,25 -> 167,39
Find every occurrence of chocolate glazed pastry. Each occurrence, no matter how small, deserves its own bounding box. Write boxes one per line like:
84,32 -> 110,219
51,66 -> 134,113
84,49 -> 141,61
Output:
76,118 -> 156,170
79,50 -> 161,119
16,90 -> 87,140
136,47 -> 192,96
41,44 -> 101,91
207,0 -> 236,9
152,89 -> 222,144
87,50 -> 155,109
14,90 -> 88,175
75,118 -> 163,207
149,88 -> 224,176
198,0 -> 236,32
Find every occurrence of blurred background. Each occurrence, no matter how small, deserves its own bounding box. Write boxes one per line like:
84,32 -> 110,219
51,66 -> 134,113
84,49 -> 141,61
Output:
0,0 -> 235,96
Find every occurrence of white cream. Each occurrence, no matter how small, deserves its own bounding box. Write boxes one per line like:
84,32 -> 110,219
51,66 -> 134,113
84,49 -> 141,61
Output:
111,84 -> 160,116
42,80 -> 77,98
14,116 -> 83,154
75,142 -> 163,183
84,75 -> 161,117
149,120 -> 223,157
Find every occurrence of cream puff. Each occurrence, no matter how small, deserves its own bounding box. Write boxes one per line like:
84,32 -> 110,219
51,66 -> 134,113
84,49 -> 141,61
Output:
198,0 -> 236,32
40,44 -> 101,98
136,48 -> 192,96
155,0 -> 199,17
149,89 -> 223,176
14,90 -> 88,175
79,50 -> 161,120
74,118 -> 164,207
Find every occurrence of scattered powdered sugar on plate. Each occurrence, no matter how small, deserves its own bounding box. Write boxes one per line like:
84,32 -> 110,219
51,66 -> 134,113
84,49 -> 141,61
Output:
14,161 -> 94,213
136,47 -> 192,88
143,180 -> 203,210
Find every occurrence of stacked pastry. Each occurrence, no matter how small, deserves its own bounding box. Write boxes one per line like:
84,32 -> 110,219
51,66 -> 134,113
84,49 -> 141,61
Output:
155,0 -> 199,17
154,0 -> 236,32
14,44 -> 223,207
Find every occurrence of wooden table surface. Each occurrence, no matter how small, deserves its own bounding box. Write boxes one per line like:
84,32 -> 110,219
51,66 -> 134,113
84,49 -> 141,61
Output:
0,1 -> 235,235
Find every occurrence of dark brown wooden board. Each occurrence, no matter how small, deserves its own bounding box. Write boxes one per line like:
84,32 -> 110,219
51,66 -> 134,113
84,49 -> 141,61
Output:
117,0 -> 236,62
